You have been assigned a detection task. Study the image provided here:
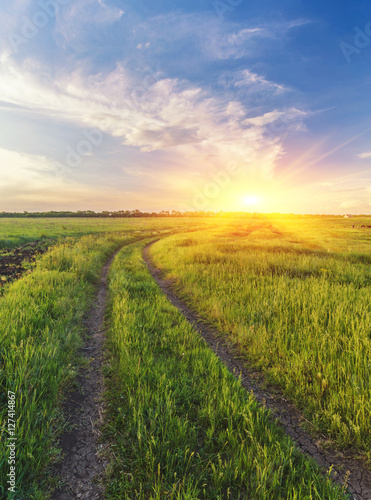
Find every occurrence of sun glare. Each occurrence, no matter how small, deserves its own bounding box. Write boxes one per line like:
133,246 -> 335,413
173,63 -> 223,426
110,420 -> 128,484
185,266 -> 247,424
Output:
243,195 -> 260,206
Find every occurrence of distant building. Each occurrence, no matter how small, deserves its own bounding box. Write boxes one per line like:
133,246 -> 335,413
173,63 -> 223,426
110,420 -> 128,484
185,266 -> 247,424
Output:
344,214 -> 353,218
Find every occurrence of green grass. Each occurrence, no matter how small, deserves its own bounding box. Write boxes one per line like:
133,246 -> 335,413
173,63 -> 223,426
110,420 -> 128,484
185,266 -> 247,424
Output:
0,232 -> 148,498
103,241 -> 347,499
0,217 -> 213,249
150,219 -> 371,460
0,218 -> 210,498
1,216 -> 368,498
0,218 -> 211,498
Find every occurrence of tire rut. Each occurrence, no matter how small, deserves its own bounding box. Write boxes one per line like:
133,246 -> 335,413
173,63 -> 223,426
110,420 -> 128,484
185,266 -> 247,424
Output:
51,249 -> 120,500
143,242 -> 371,500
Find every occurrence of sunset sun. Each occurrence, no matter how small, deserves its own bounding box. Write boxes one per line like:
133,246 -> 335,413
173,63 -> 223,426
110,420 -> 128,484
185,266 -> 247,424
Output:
243,195 -> 260,207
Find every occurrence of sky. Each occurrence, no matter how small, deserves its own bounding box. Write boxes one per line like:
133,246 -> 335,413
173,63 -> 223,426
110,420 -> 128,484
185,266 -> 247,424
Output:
0,0 -> 371,214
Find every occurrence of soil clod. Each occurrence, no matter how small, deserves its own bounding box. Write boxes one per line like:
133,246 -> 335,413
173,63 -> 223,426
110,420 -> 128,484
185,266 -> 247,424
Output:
0,240 -> 49,287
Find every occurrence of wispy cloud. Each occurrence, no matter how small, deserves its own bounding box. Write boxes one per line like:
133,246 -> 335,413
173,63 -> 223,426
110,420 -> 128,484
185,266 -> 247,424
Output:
60,0 -> 124,28
0,147 -> 61,187
0,145 -> 128,210
203,26 -> 267,60
202,18 -> 311,60
0,0 -> 33,49
0,4 -> 318,211
358,151 -> 371,159
136,43 -> 150,50
243,108 -> 307,132
233,70 -> 289,94
54,0 -> 124,49
131,13 -> 311,62
0,51 -> 308,184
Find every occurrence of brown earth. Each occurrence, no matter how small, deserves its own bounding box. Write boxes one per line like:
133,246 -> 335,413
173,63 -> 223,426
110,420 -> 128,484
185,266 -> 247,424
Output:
0,240 -> 49,287
143,241 -> 371,500
51,249 -> 121,500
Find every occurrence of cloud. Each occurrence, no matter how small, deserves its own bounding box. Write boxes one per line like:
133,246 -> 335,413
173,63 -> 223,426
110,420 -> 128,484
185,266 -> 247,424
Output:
62,0 -> 124,26
243,108 -> 307,136
0,145 -> 128,210
244,111 -> 285,127
136,43 -> 150,50
233,70 -> 289,94
203,26 -> 267,60
358,151 -> 371,159
0,0 -> 33,49
0,49 -> 309,195
202,19 -> 310,60
131,13 -> 311,63
0,1 -> 123,55
55,0 -> 124,48
0,146 -> 62,187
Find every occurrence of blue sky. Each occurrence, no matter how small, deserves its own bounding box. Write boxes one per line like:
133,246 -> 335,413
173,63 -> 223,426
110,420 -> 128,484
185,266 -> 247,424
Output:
0,0 -> 370,213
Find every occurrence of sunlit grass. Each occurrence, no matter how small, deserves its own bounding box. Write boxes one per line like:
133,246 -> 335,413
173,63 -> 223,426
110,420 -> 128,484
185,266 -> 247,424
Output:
0,215 -> 368,497
103,242 -> 347,499
151,219 -> 371,459
0,233 -> 144,498
0,217 -> 215,249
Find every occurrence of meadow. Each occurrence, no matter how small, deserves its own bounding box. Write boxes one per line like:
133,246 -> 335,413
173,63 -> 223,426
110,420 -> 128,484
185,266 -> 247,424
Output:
104,241 -> 345,499
150,217 -> 371,458
0,219 -> 197,498
0,215 -> 368,498
0,217 -> 211,249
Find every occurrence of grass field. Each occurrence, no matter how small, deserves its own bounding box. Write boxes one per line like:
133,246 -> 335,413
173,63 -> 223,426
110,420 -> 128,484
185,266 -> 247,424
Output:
0,220 -> 194,497
104,241 -> 345,499
150,218 -> 371,459
0,216 -> 369,498
0,217 -> 212,249
0,233 -> 136,497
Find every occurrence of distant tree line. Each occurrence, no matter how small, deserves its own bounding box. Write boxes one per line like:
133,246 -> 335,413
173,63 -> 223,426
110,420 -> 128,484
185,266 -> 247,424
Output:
0,210 -> 358,218
2,210 -> 222,218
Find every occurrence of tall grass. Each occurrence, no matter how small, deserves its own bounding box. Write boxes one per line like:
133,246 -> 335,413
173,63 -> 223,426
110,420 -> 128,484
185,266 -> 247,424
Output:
0,219 -> 210,497
150,222 -> 371,459
104,242 -> 347,499
0,234 -> 135,498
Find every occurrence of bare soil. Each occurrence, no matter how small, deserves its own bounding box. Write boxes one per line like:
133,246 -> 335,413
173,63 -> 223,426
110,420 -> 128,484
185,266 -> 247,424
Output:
0,241 -> 49,287
51,250 -> 120,500
143,242 -> 371,500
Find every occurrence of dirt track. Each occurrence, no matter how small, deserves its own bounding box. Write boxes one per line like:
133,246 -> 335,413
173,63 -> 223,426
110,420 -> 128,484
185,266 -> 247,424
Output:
143,241 -> 371,500
51,250 -> 121,500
